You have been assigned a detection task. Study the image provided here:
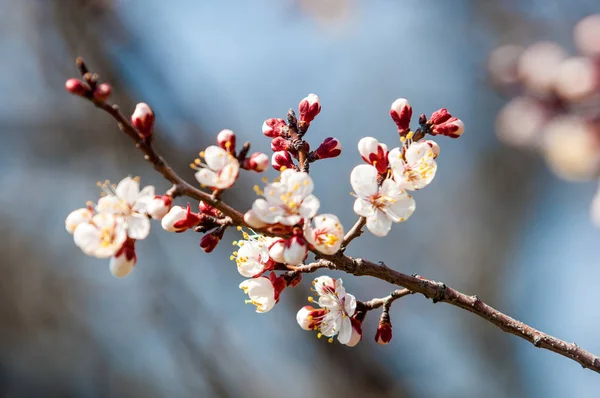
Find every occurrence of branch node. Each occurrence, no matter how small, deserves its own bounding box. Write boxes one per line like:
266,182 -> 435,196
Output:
533,335 -> 542,347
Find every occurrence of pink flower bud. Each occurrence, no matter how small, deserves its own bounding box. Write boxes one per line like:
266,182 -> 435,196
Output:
244,152 -> 269,172
358,137 -> 389,174
244,210 -> 267,229
271,151 -> 295,171
93,83 -> 112,101
375,316 -> 392,345
268,239 -> 286,263
313,137 -> 342,160
161,204 -> 202,232
271,136 -> 291,152
553,57 -> 599,102
147,195 -> 172,220
200,232 -> 221,253
425,140 -> 440,159
429,108 -> 452,125
296,305 -> 327,331
262,118 -> 287,138
110,239 -> 136,278
283,235 -> 307,265
518,41 -> 567,96
390,98 -> 413,132
65,78 -> 88,97
216,129 -> 237,153
431,117 -> 464,138
574,14 -> 600,57
131,102 -> 155,139
298,94 -> 321,124
346,317 -> 363,347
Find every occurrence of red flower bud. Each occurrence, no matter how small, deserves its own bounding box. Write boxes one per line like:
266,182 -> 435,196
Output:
93,83 -> 112,102
271,151 -> 295,171
244,152 -> 269,172
200,231 -> 222,253
390,98 -> 413,133
217,129 -> 236,154
198,201 -> 221,218
131,103 -> 155,139
262,118 -> 287,138
314,137 -> 342,160
65,78 -> 89,97
298,94 -> 321,124
429,108 -> 452,125
375,313 -> 393,345
431,117 -> 465,138
271,136 -> 291,152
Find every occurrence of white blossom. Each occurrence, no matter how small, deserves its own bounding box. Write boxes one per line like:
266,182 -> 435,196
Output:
194,145 -> 240,189
232,234 -> 275,278
304,214 -> 344,255
239,277 -> 277,313
73,213 -> 127,258
250,169 -> 320,226
351,164 -> 415,237
65,207 -> 93,234
389,140 -> 437,191
310,276 -> 356,345
96,176 -> 154,240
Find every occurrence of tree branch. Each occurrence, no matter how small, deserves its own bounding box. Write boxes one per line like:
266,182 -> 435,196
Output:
77,67 -> 600,374
361,288 -> 413,311
341,217 -> 366,250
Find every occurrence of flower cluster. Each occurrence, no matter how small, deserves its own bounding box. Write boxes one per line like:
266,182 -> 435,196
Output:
488,14 -> 600,225
351,98 -> 463,236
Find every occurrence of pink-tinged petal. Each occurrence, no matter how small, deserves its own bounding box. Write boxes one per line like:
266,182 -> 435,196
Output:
353,198 -> 374,218
299,194 -> 320,219
337,316 -> 353,345
204,145 -> 229,171
357,137 -> 379,159
126,213 -> 151,240
283,237 -> 307,265
313,276 -> 335,296
318,295 -> 339,309
344,293 -> 357,317
115,177 -> 140,205
194,169 -> 219,187
215,161 -> 239,189
350,165 -> 378,198
366,211 -> 392,237
73,223 -> 101,256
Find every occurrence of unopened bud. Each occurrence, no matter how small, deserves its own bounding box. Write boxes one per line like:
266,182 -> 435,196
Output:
390,98 -> 413,132
358,137 -> 388,174
574,14 -> 600,57
375,313 -> 392,345
284,235 -> 308,266
431,117 -> 464,138
93,83 -> 112,101
217,129 -> 237,153
298,94 -> 321,124
429,108 -> 452,125
110,240 -> 136,278
268,239 -> 286,263
313,137 -> 342,160
147,195 -> 172,220
271,151 -> 295,171
65,78 -> 89,97
518,41 -> 567,96
131,102 -> 155,139
262,118 -> 287,138
198,201 -> 221,218
161,204 -> 202,232
200,231 -> 222,253
296,306 -> 326,331
244,152 -> 269,172
553,57 -> 599,102
271,136 -> 291,152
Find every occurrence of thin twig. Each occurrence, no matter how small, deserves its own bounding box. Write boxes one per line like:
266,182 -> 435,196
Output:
79,69 -> 600,374
341,217 -> 366,250
361,288 -> 413,311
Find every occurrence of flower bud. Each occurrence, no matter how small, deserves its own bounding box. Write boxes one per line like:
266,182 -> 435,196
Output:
375,313 -> 392,345
271,151 -> 295,171
518,41 -> 567,96
93,83 -> 112,101
313,137 -> 342,160
198,201 -> 221,218
244,210 -> 268,229
298,94 -> 321,124
271,136 -> 291,152
431,117 -> 464,138
268,239 -> 286,263
131,102 -> 155,139
390,98 -> 413,132
244,152 -> 270,172
110,240 -> 136,278
200,231 -> 221,253
65,78 -> 88,97
283,235 -> 308,265
296,305 -> 326,331
429,108 -> 452,125
161,204 -> 202,232
216,129 -> 237,153
553,57 -> 599,102
146,195 -> 172,220
262,118 -> 287,138
358,137 -> 389,174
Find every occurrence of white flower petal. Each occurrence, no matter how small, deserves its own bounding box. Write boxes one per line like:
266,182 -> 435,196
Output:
215,161 -> 239,189
313,276 -> 335,296
299,194 -> 320,219
366,211 -> 392,237
132,185 -> 155,212
65,208 -> 92,234
127,213 -> 151,240
239,278 -> 276,313
344,293 -> 356,317
351,164 -> 379,198
204,145 -> 229,171
195,169 -> 219,187
115,177 -> 140,205
73,223 -> 101,256
110,253 -> 136,278
337,316 -> 353,344
353,198 -> 374,218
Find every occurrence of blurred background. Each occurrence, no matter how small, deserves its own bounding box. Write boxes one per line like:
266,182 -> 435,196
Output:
2,0 -> 600,397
